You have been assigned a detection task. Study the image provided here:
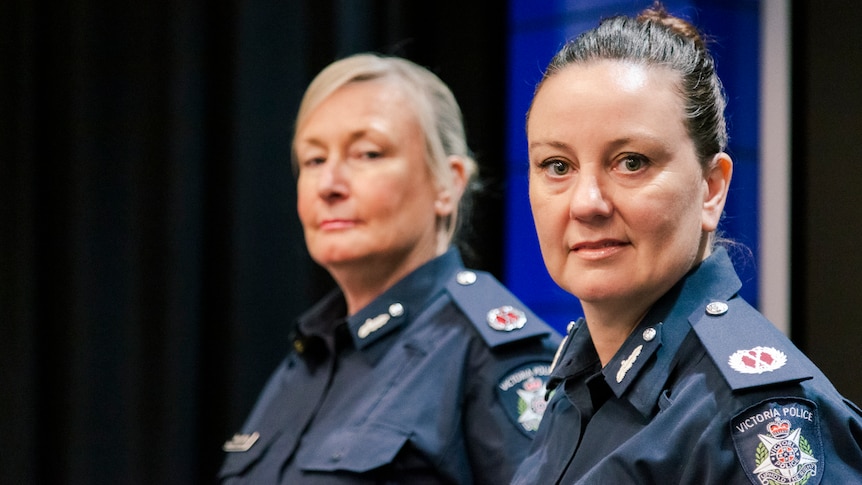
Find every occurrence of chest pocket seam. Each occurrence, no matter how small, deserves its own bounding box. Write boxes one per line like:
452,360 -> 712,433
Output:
298,425 -> 411,474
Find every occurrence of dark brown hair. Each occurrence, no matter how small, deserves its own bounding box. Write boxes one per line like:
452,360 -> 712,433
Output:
530,3 -> 727,165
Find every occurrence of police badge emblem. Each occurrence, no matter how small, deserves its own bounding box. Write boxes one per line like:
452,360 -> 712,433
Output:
731,398 -> 822,485
728,346 -> 788,374
497,362 -> 552,437
486,305 -> 527,332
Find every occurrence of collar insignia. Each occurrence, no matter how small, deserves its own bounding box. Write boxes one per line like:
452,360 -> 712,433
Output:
222,431 -> 260,452
357,313 -> 391,339
616,344 -> 643,383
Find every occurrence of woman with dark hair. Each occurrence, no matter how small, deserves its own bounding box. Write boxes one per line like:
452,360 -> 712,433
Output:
512,5 -> 862,484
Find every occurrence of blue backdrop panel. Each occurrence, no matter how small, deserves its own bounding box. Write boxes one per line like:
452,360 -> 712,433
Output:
504,0 -> 761,333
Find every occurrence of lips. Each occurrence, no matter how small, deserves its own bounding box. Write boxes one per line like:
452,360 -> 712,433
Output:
571,239 -> 625,251
319,219 -> 359,230
570,239 -> 627,259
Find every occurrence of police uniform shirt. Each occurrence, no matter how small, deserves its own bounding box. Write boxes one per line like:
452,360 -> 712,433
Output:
512,247 -> 862,485
219,248 -> 560,484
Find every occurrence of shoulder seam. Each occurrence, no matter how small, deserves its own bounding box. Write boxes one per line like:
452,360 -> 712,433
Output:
445,270 -> 554,348
690,297 -> 813,392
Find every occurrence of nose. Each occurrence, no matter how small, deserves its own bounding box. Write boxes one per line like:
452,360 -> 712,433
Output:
568,173 -> 612,221
318,158 -> 349,201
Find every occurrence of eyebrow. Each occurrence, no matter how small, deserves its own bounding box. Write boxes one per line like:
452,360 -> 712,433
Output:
529,133 -> 671,153
528,139 -> 572,151
297,129 -> 376,148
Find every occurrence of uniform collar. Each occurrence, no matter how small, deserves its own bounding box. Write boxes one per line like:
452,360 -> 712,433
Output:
294,248 -> 457,365
344,248 -> 463,361
606,247 -> 742,417
547,318 -> 600,393
297,289 -> 347,337
552,248 -> 742,417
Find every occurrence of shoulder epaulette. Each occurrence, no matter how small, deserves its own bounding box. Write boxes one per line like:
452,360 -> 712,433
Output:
689,297 -> 813,391
445,269 -> 555,348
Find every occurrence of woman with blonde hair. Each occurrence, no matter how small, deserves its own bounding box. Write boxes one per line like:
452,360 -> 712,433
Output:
219,53 -> 559,484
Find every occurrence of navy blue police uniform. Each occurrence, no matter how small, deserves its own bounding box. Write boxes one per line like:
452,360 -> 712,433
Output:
219,248 -> 560,484
512,248 -> 862,484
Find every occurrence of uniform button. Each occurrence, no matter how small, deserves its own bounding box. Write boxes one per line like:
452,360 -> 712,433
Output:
388,302 -> 404,317
566,321 -> 577,333
331,451 -> 344,462
456,271 -> 477,285
706,301 -> 729,316
642,327 -> 656,342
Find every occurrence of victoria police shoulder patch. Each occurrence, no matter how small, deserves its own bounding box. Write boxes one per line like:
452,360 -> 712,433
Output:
497,361 -> 552,437
731,398 -> 823,485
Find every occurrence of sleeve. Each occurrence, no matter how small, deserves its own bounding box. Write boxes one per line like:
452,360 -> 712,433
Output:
461,335 -> 557,483
821,396 -> 862,480
722,391 -> 862,484
766,389 -> 862,483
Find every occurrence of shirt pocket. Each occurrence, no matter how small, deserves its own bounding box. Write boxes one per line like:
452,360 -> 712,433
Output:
298,425 -> 411,474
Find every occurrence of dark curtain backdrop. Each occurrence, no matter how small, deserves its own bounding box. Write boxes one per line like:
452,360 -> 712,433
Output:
791,0 -> 862,407
1,1 -> 507,483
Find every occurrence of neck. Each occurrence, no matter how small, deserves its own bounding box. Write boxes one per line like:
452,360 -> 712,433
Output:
338,271 -> 408,316
581,302 -> 650,367
328,239 -> 448,315
583,241 -> 713,366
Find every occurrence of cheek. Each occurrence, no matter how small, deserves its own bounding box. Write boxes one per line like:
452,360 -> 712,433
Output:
367,177 -> 426,225
295,179 -> 315,223
529,191 -> 567,250
531,209 -> 557,242
635,183 -> 703,247
529,180 -> 550,218
529,191 -> 551,233
640,195 -> 684,232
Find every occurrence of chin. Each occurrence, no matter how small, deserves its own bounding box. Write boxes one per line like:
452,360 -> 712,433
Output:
310,247 -> 363,267
563,280 -> 626,303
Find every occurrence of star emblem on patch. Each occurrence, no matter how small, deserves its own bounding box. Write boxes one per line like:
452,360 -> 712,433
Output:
515,376 -> 548,431
497,362 -> 552,437
752,417 -> 818,481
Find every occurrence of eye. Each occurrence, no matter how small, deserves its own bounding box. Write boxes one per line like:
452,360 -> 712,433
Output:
351,139 -> 385,161
617,154 -> 648,173
539,159 -> 571,177
349,148 -> 384,161
301,156 -> 326,168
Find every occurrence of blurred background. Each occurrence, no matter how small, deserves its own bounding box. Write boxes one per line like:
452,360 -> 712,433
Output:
3,0 -> 861,483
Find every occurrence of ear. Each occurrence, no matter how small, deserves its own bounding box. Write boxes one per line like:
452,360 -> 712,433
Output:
434,156 -> 468,217
702,152 -> 733,232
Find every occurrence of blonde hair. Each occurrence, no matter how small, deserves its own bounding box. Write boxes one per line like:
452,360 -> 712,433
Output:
293,53 -> 479,244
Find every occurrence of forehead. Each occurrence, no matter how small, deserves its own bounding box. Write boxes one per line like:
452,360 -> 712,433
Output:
298,78 -> 420,138
540,60 -> 681,103
528,60 -> 686,135
328,78 -> 409,116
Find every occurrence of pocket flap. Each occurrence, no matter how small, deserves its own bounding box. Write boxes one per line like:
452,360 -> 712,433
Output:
299,426 -> 410,473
